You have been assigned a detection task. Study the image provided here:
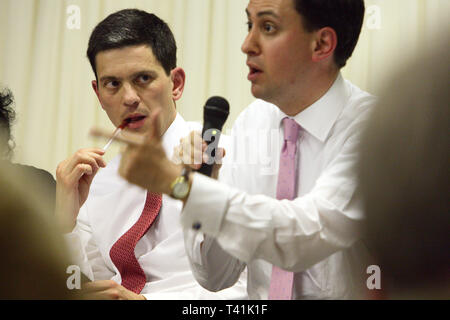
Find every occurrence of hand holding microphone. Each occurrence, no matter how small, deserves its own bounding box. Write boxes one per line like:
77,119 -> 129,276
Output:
173,96 -> 230,179
199,96 -> 229,176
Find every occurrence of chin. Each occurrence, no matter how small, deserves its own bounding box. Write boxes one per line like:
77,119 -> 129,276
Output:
251,86 -> 274,103
125,125 -> 146,134
251,85 -> 263,99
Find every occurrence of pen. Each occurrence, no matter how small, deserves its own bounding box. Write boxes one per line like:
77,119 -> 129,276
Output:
102,119 -> 130,151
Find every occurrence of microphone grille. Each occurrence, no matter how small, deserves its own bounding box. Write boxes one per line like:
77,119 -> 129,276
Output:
205,96 -> 229,113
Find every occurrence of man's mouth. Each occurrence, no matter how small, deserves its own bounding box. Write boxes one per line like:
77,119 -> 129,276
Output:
247,62 -> 263,81
248,66 -> 263,81
126,115 -> 146,122
124,114 -> 147,129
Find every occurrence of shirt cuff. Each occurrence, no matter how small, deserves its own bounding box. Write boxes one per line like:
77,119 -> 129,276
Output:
181,173 -> 229,237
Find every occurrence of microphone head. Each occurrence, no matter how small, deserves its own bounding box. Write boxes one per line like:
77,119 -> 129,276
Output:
203,96 -> 230,130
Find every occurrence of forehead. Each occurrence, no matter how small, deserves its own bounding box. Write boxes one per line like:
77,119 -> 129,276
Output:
246,0 -> 296,17
95,45 -> 163,78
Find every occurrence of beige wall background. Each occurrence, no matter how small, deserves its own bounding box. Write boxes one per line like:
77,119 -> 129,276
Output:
0,0 -> 449,176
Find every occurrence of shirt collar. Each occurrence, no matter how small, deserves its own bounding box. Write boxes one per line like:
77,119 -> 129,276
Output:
280,73 -> 349,142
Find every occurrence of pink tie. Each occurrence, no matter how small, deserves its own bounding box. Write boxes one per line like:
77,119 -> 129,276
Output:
268,117 -> 301,300
109,192 -> 162,294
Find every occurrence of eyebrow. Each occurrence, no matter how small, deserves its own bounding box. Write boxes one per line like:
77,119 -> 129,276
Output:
99,70 -> 157,83
99,75 -> 118,83
246,8 -> 280,19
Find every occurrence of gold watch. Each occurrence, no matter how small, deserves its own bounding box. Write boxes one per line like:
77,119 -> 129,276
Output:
170,167 -> 191,199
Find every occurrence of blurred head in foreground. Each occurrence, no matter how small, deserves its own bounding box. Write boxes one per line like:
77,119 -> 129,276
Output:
357,40 -> 450,299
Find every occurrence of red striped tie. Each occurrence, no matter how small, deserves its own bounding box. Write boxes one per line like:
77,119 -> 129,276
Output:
109,192 -> 162,294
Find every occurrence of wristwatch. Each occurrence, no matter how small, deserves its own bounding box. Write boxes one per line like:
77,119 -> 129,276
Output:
170,166 -> 191,199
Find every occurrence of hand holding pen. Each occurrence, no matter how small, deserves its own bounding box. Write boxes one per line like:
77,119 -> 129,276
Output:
55,119 -> 131,233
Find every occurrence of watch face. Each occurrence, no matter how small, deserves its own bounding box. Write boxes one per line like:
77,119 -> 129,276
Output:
174,182 -> 189,198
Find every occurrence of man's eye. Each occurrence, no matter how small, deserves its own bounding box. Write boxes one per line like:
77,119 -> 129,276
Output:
263,23 -> 276,33
246,21 -> 253,31
105,81 -> 120,89
136,75 -> 151,84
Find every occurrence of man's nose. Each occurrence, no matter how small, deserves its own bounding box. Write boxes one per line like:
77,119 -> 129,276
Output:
122,83 -> 141,107
241,29 -> 260,56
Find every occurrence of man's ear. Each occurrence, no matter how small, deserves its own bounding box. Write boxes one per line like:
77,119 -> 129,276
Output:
92,80 -> 107,110
170,67 -> 186,101
92,80 -> 100,98
311,27 -> 337,64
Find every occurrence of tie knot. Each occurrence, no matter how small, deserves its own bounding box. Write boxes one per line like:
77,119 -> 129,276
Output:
282,118 -> 300,143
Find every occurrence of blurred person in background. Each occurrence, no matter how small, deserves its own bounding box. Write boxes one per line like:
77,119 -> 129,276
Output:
357,39 -> 450,299
0,87 -> 56,214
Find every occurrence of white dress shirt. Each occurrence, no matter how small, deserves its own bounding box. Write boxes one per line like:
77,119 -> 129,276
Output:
65,114 -> 247,300
181,74 -> 377,299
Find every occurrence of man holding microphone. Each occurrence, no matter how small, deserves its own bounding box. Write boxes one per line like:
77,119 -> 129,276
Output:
115,0 -> 375,300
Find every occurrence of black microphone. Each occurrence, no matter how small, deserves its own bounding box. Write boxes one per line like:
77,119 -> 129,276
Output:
198,96 -> 230,176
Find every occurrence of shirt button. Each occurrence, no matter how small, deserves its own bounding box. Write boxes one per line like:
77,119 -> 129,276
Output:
192,222 -> 201,230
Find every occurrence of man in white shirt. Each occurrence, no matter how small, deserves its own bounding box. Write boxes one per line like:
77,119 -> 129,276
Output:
55,9 -> 247,300
114,0 -> 376,299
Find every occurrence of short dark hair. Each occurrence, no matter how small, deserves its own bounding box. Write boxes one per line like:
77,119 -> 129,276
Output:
0,88 -> 15,159
293,0 -> 365,68
87,9 -> 177,78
